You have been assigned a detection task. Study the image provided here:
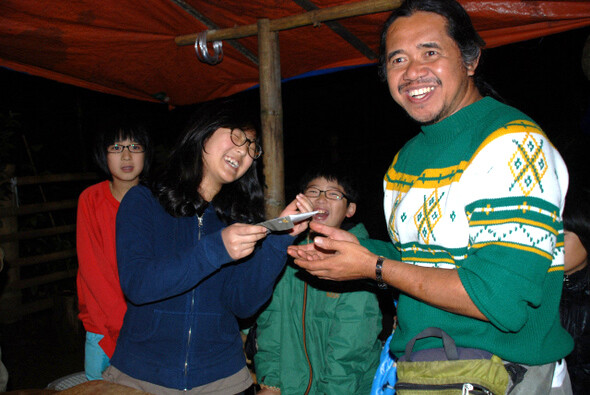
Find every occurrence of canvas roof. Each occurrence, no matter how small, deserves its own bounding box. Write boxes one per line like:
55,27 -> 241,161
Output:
1,0 -> 590,106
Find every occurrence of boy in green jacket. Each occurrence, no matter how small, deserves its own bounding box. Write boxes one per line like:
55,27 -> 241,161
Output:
255,167 -> 383,394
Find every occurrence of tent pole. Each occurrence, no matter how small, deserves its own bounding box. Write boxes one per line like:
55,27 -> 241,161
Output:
258,19 -> 285,219
175,0 -> 402,46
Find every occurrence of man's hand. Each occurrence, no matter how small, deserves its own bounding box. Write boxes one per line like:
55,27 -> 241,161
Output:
287,222 -> 374,281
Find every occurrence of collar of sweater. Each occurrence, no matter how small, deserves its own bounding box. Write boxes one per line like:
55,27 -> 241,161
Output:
420,96 -> 496,144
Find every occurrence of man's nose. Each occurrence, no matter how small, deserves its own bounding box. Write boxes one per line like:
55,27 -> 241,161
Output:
404,58 -> 427,80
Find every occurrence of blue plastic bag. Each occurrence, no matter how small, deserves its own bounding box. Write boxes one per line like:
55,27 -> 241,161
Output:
370,333 -> 397,395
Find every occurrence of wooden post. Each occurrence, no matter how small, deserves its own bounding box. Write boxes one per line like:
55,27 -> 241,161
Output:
258,19 -> 284,219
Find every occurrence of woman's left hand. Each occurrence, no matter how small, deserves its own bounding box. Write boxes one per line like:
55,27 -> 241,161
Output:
222,223 -> 269,260
279,193 -> 315,236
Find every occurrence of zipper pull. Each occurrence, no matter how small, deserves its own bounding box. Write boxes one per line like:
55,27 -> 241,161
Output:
462,383 -> 474,395
197,214 -> 203,240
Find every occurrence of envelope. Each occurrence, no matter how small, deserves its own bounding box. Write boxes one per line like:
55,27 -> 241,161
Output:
257,211 -> 320,232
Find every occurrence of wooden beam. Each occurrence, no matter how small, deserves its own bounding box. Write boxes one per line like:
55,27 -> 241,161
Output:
0,200 -> 77,218
13,249 -> 77,268
169,0 -> 258,64
258,19 -> 285,219
292,0 -> 377,60
0,224 -> 75,243
175,0 -> 402,46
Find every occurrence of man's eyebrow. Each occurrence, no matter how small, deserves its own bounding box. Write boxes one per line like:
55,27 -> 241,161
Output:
418,42 -> 442,50
387,49 -> 404,62
387,42 -> 442,62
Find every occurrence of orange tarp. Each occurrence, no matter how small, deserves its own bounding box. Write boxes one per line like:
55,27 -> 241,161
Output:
1,0 -> 589,106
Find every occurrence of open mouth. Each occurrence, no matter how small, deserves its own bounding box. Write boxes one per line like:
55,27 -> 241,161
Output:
224,156 -> 239,169
408,86 -> 435,99
313,210 -> 329,221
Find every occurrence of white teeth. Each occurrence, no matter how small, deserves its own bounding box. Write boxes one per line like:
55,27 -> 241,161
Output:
224,156 -> 238,168
409,86 -> 434,98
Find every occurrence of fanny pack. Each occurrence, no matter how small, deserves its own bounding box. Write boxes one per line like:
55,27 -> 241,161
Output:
394,327 -> 510,394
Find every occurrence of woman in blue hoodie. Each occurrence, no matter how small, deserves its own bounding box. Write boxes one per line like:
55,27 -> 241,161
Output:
104,100 -> 312,394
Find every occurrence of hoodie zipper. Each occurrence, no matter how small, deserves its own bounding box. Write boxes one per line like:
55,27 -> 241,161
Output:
183,214 -> 204,388
303,281 -> 313,395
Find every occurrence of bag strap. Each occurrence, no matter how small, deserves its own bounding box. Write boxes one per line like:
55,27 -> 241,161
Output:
404,327 -> 459,361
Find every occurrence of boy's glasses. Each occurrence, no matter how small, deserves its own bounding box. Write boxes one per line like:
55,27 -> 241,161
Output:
107,144 -> 145,153
303,187 -> 348,201
230,129 -> 263,159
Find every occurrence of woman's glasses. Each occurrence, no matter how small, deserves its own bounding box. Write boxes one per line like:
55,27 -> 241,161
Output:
303,187 -> 348,201
107,144 -> 145,153
230,129 -> 263,159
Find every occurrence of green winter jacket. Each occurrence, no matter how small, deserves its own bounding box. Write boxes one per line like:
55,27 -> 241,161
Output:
255,223 -> 382,395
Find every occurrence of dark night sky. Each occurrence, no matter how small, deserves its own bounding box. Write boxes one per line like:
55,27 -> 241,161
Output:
1,26 -> 589,240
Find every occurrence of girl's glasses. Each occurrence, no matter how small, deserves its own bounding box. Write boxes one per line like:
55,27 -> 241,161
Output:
303,187 -> 348,201
107,144 -> 145,153
230,129 -> 263,159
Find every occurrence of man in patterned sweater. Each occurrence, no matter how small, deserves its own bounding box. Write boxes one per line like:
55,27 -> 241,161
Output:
288,0 -> 573,393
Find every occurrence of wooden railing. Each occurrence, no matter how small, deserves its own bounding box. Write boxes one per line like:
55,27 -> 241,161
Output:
0,172 -> 98,323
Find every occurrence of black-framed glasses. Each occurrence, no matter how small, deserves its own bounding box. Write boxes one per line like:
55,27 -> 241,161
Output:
107,144 -> 145,153
303,187 -> 348,201
230,129 -> 263,159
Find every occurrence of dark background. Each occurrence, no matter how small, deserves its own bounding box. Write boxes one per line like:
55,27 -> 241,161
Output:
2,26 -> 589,240
1,26 -> 589,390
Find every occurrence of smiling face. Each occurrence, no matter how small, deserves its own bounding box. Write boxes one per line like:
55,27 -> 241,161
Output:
200,127 -> 255,199
384,11 -> 482,125
106,138 -> 145,187
304,177 -> 356,229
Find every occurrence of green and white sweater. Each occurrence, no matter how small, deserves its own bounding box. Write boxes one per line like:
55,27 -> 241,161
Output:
373,97 -> 573,365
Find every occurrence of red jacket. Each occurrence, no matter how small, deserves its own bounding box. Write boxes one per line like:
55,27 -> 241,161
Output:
76,180 -> 126,357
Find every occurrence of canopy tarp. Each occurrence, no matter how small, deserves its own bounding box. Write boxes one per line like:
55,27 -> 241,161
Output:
1,0 -> 590,106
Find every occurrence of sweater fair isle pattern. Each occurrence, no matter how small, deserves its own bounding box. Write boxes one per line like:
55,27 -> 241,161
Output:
384,97 -> 573,365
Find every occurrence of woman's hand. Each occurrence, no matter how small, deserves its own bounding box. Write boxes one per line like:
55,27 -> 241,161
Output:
221,223 -> 268,260
280,193 -> 315,236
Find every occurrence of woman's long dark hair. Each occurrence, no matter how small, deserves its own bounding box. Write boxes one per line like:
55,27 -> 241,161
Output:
150,99 -> 264,224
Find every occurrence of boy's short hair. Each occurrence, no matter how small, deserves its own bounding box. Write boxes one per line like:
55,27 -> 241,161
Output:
298,164 -> 359,204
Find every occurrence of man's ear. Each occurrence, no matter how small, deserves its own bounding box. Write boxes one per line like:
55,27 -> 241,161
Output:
346,202 -> 357,218
466,50 -> 481,77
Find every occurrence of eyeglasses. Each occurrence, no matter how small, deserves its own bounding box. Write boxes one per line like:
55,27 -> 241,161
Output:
107,144 -> 145,153
230,129 -> 263,159
303,187 -> 348,201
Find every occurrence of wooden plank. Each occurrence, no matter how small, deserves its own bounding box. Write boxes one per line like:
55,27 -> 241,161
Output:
0,199 -> 77,218
13,268 -> 77,289
15,172 -> 98,186
0,224 -> 75,243
175,0 -> 402,45
292,0 -> 377,60
0,297 -> 54,322
169,0 -> 258,64
13,249 -> 77,267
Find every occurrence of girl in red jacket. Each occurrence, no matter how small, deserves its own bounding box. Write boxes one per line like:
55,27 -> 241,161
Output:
76,117 -> 152,380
